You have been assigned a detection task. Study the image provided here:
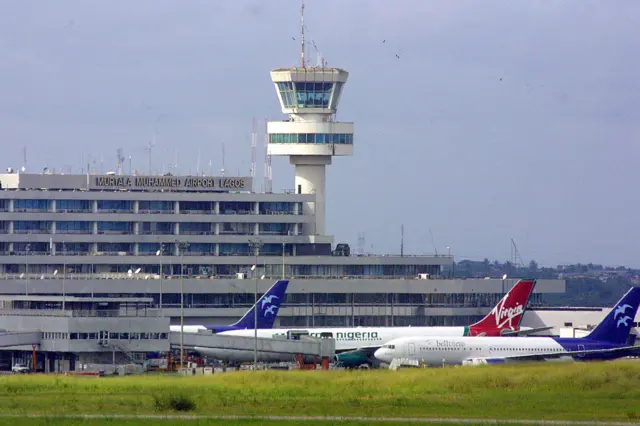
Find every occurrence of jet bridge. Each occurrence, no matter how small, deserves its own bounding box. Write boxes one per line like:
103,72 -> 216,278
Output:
169,331 -> 335,359
0,331 -> 41,348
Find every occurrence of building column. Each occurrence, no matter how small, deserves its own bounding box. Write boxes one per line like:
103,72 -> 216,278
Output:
174,201 -> 179,214
51,200 -> 56,213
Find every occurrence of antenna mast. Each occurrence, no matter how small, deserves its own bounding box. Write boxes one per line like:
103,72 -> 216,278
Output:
511,238 -> 525,268
221,143 -> 226,177
251,118 -> 257,191
400,224 -> 404,257
301,0 -> 305,67
116,148 -> 125,175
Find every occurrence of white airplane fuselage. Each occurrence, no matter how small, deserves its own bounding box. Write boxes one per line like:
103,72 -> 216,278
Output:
374,336 -> 574,366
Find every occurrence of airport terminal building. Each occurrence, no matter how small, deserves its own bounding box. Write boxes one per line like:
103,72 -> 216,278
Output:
0,171 -> 564,329
0,62 -> 565,331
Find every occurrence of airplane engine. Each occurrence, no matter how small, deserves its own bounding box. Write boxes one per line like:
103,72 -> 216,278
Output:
334,351 -> 371,368
461,358 -> 506,366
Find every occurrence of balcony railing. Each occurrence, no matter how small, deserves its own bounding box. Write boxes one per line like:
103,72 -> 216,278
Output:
138,210 -> 174,214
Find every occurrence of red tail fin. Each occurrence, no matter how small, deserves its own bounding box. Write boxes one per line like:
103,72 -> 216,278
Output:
468,279 -> 536,336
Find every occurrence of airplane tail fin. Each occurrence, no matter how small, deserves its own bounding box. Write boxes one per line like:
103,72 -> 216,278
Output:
231,279 -> 289,330
585,287 -> 640,344
469,279 -> 536,333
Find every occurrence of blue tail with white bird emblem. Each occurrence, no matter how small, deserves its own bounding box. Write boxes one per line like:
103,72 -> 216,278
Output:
231,279 -> 289,330
585,287 -> 640,344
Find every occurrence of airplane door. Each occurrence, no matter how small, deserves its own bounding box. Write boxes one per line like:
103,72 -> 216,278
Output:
408,342 -> 416,358
577,344 -> 586,358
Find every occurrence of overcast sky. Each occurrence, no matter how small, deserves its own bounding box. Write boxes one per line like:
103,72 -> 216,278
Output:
0,1 -> 638,267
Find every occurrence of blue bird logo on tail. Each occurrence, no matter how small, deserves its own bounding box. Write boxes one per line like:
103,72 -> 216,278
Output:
265,305 -> 279,316
614,304 -> 632,319
617,316 -> 631,328
261,295 -> 279,309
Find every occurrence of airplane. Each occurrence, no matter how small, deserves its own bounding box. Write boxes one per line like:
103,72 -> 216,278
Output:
210,279 -> 549,367
374,286 -> 640,368
169,279 -> 289,334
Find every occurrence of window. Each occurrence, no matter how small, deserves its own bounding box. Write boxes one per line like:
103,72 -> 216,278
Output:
98,222 -> 133,234
56,221 -> 92,234
294,82 -> 333,108
179,222 -> 212,235
139,200 -> 174,213
97,200 -> 133,212
269,133 -> 353,145
14,221 -> 51,233
14,200 -> 50,211
57,200 -> 91,212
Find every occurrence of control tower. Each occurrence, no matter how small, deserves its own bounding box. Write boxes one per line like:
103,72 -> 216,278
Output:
268,52 -> 355,239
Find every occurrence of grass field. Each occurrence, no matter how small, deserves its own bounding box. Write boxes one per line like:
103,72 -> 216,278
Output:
0,362 -> 638,423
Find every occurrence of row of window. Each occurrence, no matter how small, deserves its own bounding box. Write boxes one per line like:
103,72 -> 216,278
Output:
1,261 -> 447,280
2,221 -> 298,235
22,293 -> 538,310
3,242 -> 297,256
43,331 -> 168,340
277,82 -> 340,109
1,200 -> 303,214
269,133 -> 353,145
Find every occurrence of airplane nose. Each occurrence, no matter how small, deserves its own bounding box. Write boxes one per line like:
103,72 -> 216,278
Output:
374,348 -> 389,363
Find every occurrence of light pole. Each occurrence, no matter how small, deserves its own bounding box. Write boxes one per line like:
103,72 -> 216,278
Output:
177,241 -> 189,369
282,241 -> 285,279
62,243 -> 66,311
156,244 -> 164,317
25,243 -> 30,295
248,239 -> 263,369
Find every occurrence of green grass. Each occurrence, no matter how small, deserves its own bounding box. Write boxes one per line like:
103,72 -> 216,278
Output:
0,362 -> 639,422
0,420 -> 488,426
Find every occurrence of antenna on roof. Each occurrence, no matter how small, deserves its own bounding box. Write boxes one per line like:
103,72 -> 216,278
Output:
22,146 -> 27,173
429,228 -> 438,256
116,148 -> 125,175
197,147 -> 201,176
251,118 -> 257,191
144,139 -> 155,175
221,143 -> 226,177
301,0 -> 305,68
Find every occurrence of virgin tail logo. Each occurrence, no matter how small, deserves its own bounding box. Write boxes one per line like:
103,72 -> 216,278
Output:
492,297 -> 525,329
469,279 -> 536,333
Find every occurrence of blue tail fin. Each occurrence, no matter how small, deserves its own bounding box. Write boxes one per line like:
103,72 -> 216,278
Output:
586,287 -> 640,344
232,279 -> 289,329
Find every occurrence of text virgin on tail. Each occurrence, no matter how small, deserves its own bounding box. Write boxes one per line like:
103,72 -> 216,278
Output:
586,287 -> 640,344
469,279 -> 536,332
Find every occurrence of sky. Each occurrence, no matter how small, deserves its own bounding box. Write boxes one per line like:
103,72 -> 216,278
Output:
0,0 -> 638,268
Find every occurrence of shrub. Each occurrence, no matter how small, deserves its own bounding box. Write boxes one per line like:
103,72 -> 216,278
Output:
153,393 -> 196,412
